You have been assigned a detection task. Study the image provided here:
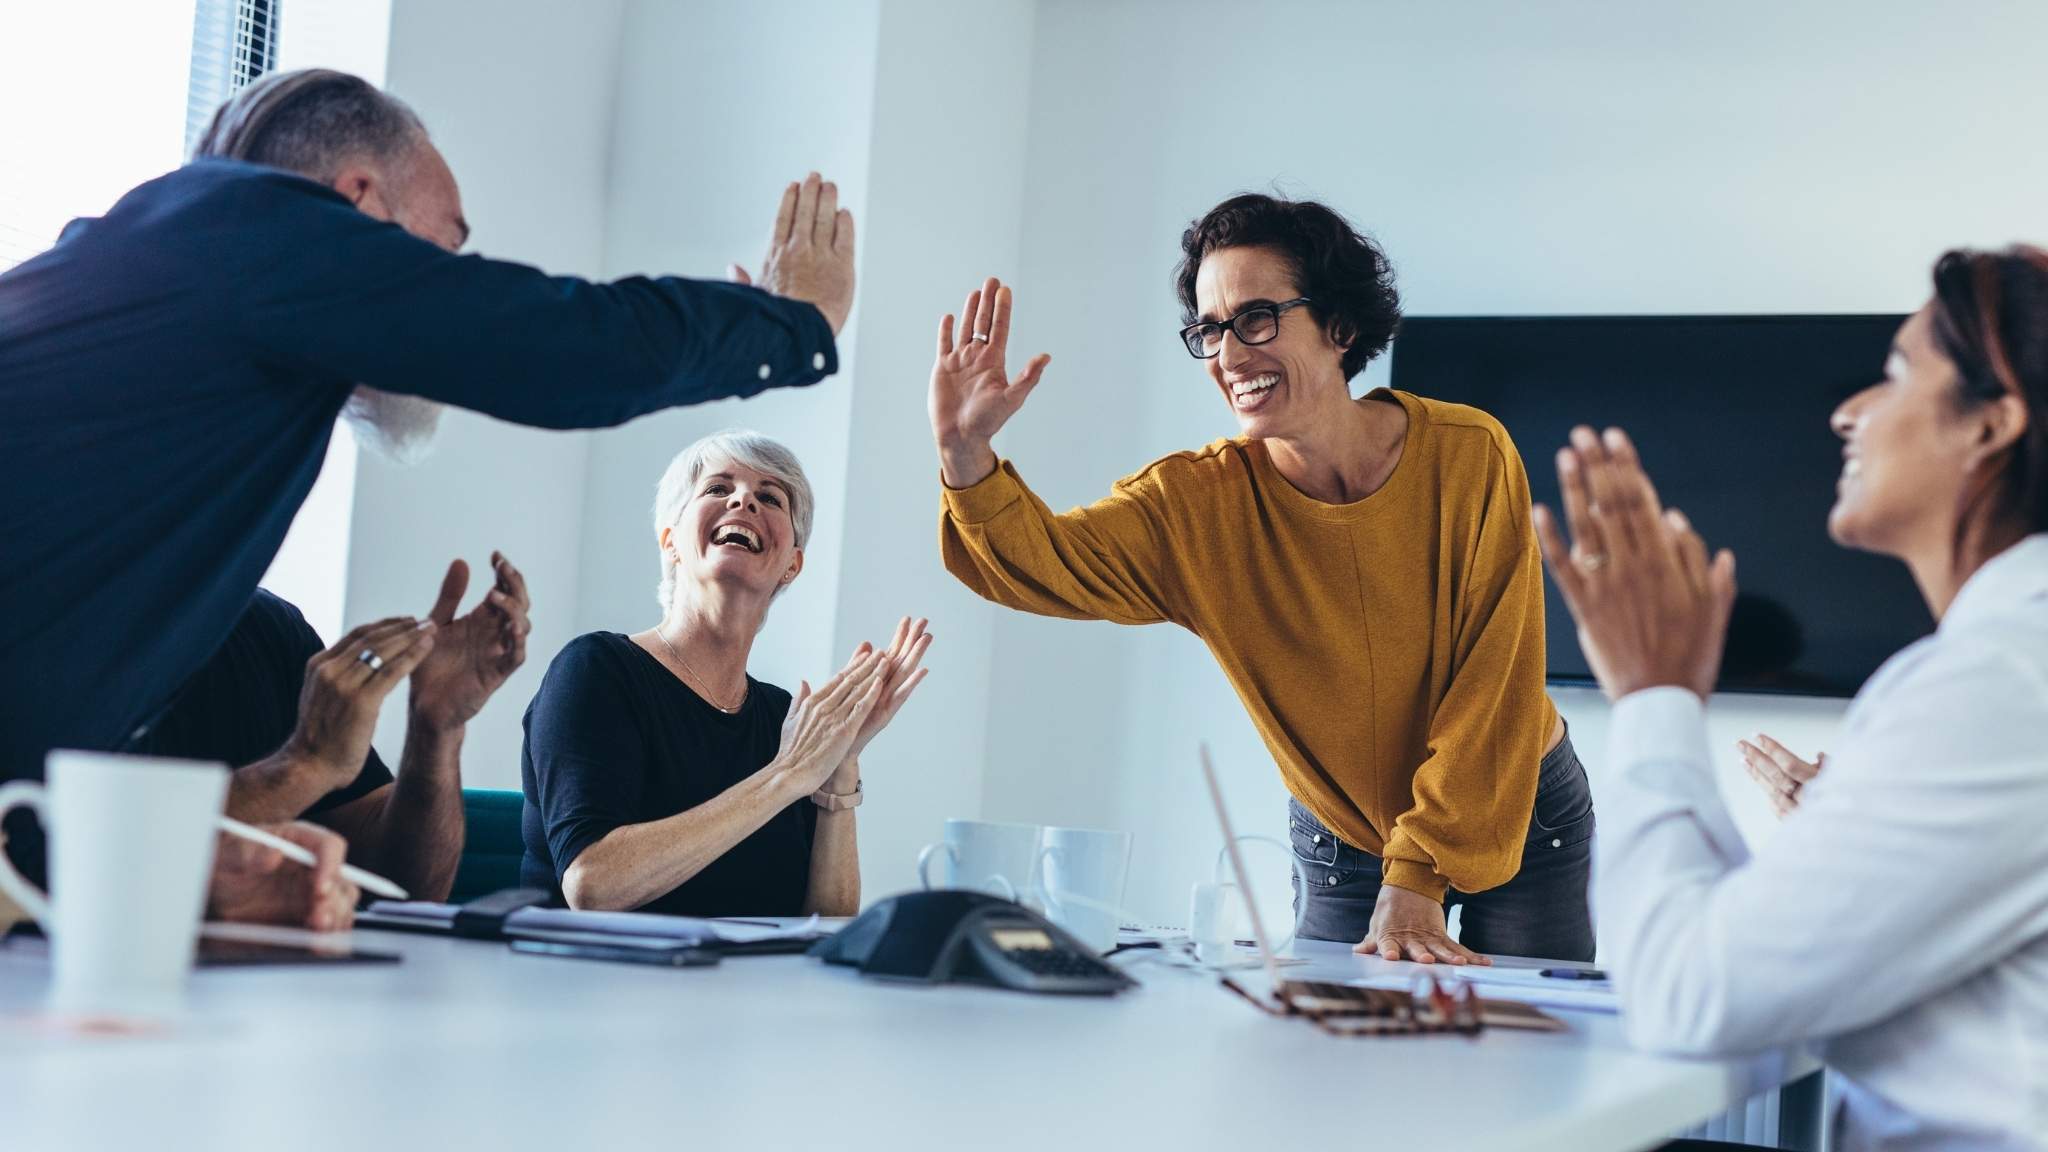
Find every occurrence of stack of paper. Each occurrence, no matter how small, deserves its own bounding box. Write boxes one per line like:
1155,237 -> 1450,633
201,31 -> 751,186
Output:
357,901 -> 831,948
505,908 -> 826,947
1348,965 -> 1618,1014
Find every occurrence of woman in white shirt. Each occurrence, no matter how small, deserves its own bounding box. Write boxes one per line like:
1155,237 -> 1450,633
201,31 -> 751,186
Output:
1531,246 -> 2048,1152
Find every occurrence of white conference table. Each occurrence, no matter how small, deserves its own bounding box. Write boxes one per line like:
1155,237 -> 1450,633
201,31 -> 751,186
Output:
0,926 -> 1811,1152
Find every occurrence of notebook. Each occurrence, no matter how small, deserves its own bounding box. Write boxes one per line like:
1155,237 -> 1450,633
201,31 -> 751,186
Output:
359,901 -> 831,952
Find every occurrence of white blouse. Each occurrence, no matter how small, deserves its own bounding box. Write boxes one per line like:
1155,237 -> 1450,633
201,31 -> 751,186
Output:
1598,535 -> 2048,1152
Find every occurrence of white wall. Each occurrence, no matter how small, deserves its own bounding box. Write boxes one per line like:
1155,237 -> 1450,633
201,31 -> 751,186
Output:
574,0 -> 879,699
979,0 -> 2048,922
831,0 -> 1041,905
347,0 -> 625,785
276,0 -> 392,81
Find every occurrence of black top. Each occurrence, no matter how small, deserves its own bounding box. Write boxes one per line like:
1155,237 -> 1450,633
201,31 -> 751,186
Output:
0,159 -> 837,794
520,632 -> 812,917
135,590 -> 393,815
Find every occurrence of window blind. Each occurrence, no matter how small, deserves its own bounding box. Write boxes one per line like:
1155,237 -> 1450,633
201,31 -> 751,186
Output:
182,0 -> 281,156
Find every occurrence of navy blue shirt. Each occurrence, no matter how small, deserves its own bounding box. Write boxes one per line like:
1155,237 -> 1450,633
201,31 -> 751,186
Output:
521,632 -> 813,917
135,590 -> 394,815
0,160 -> 837,794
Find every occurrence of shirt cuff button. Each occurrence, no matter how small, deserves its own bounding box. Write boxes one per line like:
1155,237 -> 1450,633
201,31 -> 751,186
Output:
757,363 -> 772,381
812,352 -> 826,371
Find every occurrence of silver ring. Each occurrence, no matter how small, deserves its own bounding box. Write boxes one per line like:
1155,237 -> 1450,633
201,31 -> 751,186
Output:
1573,551 -> 1609,573
357,648 -> 385,672
971,332 -> 991,343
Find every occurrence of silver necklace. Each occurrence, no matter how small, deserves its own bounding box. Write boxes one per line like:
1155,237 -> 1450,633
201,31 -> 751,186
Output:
655,627 -> 745,714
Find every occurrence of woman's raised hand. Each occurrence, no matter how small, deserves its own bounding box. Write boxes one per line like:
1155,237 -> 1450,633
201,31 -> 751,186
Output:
774,649 -> 891,792
929,277 -> 1052,489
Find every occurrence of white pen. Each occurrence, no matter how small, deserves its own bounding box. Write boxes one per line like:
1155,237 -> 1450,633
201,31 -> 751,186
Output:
218,815 -> 411,901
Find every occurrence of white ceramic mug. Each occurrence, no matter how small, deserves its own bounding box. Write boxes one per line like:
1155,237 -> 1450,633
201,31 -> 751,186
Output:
916,819 -> 1043,902
1189,834 -> 1295,964
0,751 -> 228,1019
1031,826 -> 1132,953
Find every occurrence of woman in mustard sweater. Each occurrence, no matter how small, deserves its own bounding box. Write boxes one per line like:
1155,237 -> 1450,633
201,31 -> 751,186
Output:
929,194 -> 1590,964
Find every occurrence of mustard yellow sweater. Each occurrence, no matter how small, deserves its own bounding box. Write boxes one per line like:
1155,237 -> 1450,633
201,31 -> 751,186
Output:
940,390 -> 1556,899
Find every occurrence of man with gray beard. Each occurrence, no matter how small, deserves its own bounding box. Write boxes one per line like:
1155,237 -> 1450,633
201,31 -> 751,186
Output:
0,69 -> 856,908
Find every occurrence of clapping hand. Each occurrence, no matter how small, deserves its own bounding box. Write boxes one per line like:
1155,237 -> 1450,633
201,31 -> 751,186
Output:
409,553 -> 532,732
776,621 -> 933,796
774,650 -> 893,792
930,277 -> 1052,488
732,172 -> 855,335
284,616 -> 438,788
1531,427 -> 1739,702
1738,734 -> 1824,817
844,617 -> 933,761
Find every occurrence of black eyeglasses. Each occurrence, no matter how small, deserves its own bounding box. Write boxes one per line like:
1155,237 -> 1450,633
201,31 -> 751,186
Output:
1179,297 -> 1313,359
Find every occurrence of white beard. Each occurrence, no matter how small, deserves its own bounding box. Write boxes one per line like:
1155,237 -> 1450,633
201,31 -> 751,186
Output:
343,386 -> 446,465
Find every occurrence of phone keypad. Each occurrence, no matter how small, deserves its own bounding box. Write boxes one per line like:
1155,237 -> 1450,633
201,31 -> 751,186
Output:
1005,949 -> 1112,979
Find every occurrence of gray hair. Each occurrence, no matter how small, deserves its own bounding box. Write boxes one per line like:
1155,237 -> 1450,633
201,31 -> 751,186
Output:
653,430 -> 815,611
191,68 -> 426,182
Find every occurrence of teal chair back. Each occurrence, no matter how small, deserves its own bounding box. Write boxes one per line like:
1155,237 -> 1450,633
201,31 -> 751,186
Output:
450,788 -> 526,903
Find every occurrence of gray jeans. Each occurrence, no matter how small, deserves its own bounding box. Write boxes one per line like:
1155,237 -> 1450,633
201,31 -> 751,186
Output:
1288,730 -> 1596,962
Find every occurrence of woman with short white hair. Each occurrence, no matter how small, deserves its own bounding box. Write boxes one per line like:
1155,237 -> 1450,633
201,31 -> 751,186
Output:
520,429 -> 930,916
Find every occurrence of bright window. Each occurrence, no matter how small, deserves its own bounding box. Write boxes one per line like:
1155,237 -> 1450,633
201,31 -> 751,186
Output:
0,1 -> 199,272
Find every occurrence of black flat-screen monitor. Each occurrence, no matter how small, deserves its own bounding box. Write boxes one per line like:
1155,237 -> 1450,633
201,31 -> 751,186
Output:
1389,314 -> 1931,698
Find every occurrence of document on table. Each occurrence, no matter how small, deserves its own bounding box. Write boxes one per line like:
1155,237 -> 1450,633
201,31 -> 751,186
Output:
1116,924 -> 1188,945
505,908 -> 827,945
1348,965 -> 1618,1014
359,902 -> 832,946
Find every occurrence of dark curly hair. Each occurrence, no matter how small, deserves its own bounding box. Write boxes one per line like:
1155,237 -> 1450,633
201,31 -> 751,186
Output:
1928,245 -> 2048,532
1173,193 -> 1401,381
